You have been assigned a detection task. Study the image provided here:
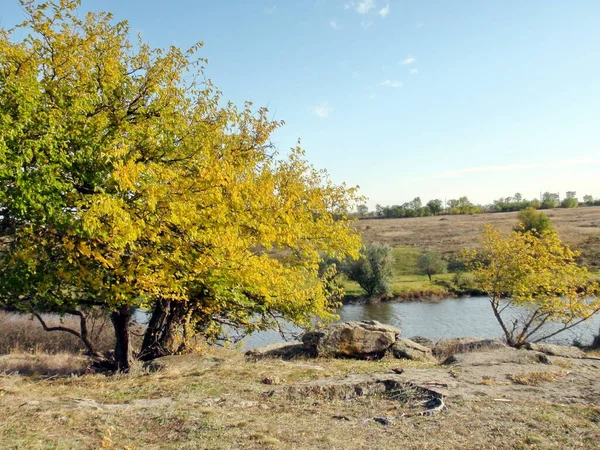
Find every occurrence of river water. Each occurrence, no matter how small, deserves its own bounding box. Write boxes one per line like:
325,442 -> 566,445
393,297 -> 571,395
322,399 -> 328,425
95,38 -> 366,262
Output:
240,296 -> 600,349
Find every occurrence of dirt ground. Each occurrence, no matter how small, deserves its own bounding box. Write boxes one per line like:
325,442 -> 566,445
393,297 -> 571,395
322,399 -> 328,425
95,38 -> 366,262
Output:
355,207 -> 600,255
1,348 -> 599,449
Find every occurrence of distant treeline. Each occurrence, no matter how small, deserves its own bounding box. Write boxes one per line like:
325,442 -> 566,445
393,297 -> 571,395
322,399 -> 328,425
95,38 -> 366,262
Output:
355,192 -> 600,219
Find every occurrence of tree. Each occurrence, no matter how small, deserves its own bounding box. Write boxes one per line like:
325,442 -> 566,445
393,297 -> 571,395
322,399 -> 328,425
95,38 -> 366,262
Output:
448,196 -> 480,215
561,191 -> 578,208
541,192 -> 559,209
514,207 -> 553,237
356,204 -> 370,218
417,250 -> 447,282
466,225 -> 600,347
0,1 -> 362,370
344,243 -> 395,297
427,199 -> 443,216
583,195 -> 594,206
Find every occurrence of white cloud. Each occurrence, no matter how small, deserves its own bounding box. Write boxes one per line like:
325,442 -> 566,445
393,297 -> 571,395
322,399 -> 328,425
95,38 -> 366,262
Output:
401,56 -> 416,65
329,19 -> 340,30
380,80 -> 403,88
410,68 -> 419,74
360,19 -> 372,30
416,22 -> 425,28
264,5 -> 276,14
367,93 -> 376,100
344,3 -> 352,10
312,103 -> 332,118
355,0 -> 376,15
377,5 -> 389,17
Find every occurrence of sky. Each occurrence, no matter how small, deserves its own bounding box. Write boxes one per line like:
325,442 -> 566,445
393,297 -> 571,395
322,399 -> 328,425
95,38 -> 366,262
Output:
1,0 -> 599,208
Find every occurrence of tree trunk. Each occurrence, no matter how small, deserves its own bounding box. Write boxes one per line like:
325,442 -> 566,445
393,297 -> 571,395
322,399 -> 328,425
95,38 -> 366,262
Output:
111,306 -> 132,372
139,300 -> 187,360
139,299 -> 171,361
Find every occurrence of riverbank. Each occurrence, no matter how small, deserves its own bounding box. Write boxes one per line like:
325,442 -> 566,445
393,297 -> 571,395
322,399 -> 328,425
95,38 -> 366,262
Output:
1,345 -> 599,449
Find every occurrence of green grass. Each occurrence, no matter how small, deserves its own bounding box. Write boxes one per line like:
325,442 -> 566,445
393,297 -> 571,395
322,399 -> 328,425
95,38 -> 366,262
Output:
342,246 -> 454,299
391,246 -> 422,275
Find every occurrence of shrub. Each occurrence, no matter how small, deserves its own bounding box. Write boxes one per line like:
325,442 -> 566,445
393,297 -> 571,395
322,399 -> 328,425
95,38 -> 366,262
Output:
514,207 -> 553,237
344,243 -> 394,297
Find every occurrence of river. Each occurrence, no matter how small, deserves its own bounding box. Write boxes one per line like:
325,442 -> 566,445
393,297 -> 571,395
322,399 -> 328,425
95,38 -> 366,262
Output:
240,296 -> 600,349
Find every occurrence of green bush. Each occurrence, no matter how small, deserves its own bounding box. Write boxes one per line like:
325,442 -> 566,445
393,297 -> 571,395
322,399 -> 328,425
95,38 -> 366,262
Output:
344,243 -> 394,297
514,207 -> 553,237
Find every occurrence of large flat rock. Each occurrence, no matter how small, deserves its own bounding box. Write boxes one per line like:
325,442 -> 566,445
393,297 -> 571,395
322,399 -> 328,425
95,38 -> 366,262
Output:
391,338 -> 437,363
444,348 -> 551,366
245,342 -> 308,360
276,373 -> 443,401
302,320 -> 400,358
524,343 -> 587,359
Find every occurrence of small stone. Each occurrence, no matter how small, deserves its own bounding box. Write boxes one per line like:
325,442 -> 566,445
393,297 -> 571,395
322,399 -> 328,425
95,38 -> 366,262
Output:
373,417 -> 394,426
391,367 -> 404,374
262,376 -> 282,385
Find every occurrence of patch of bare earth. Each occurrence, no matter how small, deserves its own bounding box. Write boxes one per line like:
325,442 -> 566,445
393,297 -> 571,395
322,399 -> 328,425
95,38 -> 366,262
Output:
1,348 -> 599,449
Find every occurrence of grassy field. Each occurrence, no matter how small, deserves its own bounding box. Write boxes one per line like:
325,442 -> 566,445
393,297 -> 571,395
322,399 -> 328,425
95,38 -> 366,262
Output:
355,206 -> 600,256
344,207 -> 600,299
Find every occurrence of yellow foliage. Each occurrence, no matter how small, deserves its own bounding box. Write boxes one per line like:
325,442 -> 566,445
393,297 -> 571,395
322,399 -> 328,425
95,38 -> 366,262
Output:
0,1 -> 362,340
466,225 -> 600,346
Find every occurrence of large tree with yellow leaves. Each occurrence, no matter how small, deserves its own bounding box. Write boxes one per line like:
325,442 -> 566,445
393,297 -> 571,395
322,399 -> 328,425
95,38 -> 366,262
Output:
467,225 -> 600,347
0,0 -> 362,370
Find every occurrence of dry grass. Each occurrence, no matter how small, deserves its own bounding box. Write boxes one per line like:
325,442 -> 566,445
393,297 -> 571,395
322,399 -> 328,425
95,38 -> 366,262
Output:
356,206 -> 600,257
0,311 -> 115,356
507,370 -> 568,386
0,353 -> 89,377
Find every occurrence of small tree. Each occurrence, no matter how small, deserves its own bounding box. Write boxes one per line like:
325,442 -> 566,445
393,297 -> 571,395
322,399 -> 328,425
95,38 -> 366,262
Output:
466,225 -> 600,347
561,192 -> 578,208
541,192 -> 559,209
427,199 -> 443,216
417,250 -> 447,282
514,207 -> 553,237
356,204 -> 370,218
344,243 -> 394,297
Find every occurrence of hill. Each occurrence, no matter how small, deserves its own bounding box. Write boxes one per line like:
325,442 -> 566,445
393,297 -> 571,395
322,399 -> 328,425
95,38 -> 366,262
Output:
355,207 -> 600,269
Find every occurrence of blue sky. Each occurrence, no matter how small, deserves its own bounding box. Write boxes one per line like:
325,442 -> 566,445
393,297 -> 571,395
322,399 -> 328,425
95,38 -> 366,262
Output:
2,1 -> 599,208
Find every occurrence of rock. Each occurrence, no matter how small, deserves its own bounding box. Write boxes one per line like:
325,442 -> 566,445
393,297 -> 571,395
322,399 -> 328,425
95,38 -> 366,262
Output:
279,373 -> 442,402
433,338 -> 507,357
373,417 -> 394,426
245,342 -> 308,360
409,336 -> 435,348
391,367 -> 404,374
391,338 -> 437,363
262,376 -> 282,385
524,343 -> 586,359
302,321 -> 400,358
443,348 -> 551,366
